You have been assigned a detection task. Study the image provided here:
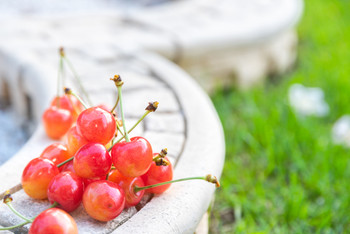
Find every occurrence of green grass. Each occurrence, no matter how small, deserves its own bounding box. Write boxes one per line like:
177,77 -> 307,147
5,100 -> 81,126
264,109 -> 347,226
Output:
210,0 -> 350,233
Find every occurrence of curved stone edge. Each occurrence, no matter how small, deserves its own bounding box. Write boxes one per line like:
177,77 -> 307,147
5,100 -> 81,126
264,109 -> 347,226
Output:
114,52 -> 225,234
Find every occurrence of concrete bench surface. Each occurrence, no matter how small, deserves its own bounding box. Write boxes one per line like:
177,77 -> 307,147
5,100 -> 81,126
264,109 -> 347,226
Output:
0,0 -> 303,232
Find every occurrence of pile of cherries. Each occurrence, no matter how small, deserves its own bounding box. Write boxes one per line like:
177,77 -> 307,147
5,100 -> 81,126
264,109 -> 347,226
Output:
1,50 -> 219,234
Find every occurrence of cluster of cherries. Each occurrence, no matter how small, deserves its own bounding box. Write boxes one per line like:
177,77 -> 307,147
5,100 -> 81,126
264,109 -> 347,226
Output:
1,50 -> 219,234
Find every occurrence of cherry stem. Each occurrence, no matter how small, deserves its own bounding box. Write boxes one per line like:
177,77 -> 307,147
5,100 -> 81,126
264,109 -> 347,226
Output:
55,56 -> 64,108
64,87 -> 89,110
57,157 -> 74,168
0,220 -> 31,230
6,202 -> 33,222
133,174 -> 220,193
108,108 -> 156,151
117,85 -> 130,142
62,56 -> 93,106
110,95 -> 119,113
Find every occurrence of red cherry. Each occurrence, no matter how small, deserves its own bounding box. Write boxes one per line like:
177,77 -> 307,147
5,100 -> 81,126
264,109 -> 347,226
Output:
141,155 -> 173,194
60,161 -> 104,187
83,180 -> 125,222
76,107 -> 116,145
111,136 -> 153,177
73,143 -> 112,179
22,158 -> 60,199
65,126 -> 88,156
50,95 -> 84,120
47,171 -> 84,212
29,208 -> 78,234
42,106 -> 73,139
39,143 -> 71,169
108,169 -> 145,208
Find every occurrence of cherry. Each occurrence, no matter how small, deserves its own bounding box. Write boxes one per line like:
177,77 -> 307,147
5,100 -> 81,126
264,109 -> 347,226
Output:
83,180 -> 125,222
65,126 -> 88,156
76,107 -> 116,145
39,143 -> 71,169
73,143 -> 112,179
47,171 -> 84,212
42,106 -> 73,139
141,154 -> 173,194
50,94 -> 83,120
29,208 -> 78,234
22,158 -> 60,199
108,169 -> 145,208
111,136 -> 153,177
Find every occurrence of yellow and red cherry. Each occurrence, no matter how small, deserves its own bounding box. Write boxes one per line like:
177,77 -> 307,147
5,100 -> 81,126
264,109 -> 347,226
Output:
29,208 -> 78,234
111,136 -> 153,177
22,158 -> 60,199
76,107 -> 116,145
73,143 -> 112,179
42,106 -> 73,139
65,126 -> 88,156
50,94 -> 84,120
39,143 -> 71,169
83,180 -> 125,222
108,169 -> 145,208
141,155 -> 173,194
47,171 -> 84,212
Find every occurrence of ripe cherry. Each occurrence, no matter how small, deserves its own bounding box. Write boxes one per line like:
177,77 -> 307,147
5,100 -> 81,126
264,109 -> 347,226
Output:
83,180 -> 125,222
65,126 -> 88,156
29,208 -> 78,234
47,171 -> 84,212
42,106 -> 73,139
108,169 -> 145,207
141,154 -> 173,194
22,158 -> 60,199
50,94 -> 84,120
73,143 -> 112,179
111,136 -> 153,177
39,143 -> 71,169
76,107 -> 116,145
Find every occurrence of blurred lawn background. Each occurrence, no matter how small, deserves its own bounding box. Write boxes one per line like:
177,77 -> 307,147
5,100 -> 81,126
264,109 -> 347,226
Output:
210,0 -> 350,233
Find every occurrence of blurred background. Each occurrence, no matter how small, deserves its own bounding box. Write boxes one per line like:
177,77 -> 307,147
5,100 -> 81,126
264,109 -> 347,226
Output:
1,0 -> 350,233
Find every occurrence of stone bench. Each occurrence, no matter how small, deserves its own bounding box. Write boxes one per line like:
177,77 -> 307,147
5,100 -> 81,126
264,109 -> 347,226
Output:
0,45 -> 225,233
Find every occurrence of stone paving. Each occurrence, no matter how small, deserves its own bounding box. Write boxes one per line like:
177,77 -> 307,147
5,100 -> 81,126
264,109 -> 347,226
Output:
0,0 -> 302,232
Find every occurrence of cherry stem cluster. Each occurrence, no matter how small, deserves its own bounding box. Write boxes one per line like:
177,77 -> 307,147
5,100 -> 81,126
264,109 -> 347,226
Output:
134,174 -> 220,193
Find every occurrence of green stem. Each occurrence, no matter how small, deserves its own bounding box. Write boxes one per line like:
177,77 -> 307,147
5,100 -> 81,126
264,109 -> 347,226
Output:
0,220 -> 31,230
110,95 -> 119,113
63,57 -> 93,106
57,157 -> 74,168
117,86 -> 130,142
6,203 -> 33,222
134,176 -> 206,193
55,57 -> 64,108
108,111 -> 151,151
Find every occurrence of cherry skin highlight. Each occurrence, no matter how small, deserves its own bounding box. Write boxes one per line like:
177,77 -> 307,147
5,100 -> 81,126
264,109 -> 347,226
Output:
83,180 -> 125,222
73,143 -> 112,179
65,126 -> 88,156
22,158 -> 60,199
47,171 -> 84,212
76,107 -> 116,145
29,208 -> 78,234
141,155 -> 173,194
111,136 -> 153,177
42,106 -> 73,139
39,143 -> 70,169
108,169 -> 145,208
